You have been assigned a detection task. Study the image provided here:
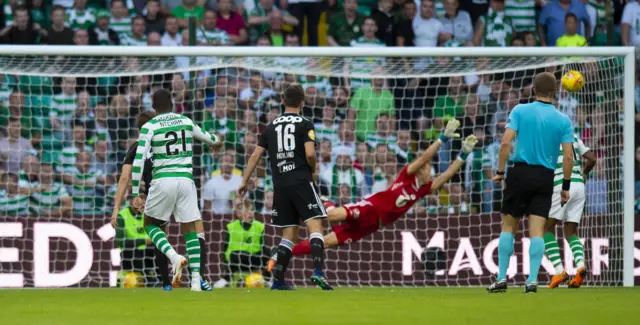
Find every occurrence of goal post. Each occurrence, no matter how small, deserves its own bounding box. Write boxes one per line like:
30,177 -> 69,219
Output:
0,45 -> 634,288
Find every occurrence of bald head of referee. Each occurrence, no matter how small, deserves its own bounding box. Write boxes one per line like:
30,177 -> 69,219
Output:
487,72 -> 575,293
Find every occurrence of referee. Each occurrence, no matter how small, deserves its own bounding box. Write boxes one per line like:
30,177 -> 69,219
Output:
487,72 -> 574,294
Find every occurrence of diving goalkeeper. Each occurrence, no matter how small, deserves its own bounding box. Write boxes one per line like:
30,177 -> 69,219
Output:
268,120 -> 476,266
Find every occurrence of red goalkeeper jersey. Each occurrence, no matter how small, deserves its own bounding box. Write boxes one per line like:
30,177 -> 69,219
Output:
366,166 -> 433,225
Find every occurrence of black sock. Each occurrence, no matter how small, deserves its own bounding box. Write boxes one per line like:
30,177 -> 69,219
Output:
155,247 -> 171,286
272,239 -> 294,283
309,233 -> 325,272
198,236 -> 207,281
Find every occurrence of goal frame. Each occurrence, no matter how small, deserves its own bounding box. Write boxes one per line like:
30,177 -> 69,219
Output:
0,45 -> 633,287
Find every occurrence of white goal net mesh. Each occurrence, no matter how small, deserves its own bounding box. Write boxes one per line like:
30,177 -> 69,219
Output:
0,53 -> 627,288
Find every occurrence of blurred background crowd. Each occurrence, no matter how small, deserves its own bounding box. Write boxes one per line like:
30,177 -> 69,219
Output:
0,0 -> 633,219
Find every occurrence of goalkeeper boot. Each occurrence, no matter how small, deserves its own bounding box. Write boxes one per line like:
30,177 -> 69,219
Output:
524,283 -> 537,294
200,279 -> 213,291
271,281 -> 295,291
486,280 -> 507,293
310,270 -> 333,291
568,266 -> 587,288
548,271 -> 569,289
171,255 -> 188,288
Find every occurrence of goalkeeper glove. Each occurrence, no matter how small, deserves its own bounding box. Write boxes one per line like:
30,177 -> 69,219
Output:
438,119 -> 461,143
457,135 -> 478,160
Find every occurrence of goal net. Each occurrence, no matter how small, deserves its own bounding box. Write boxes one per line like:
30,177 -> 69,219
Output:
0,46 -> 634,288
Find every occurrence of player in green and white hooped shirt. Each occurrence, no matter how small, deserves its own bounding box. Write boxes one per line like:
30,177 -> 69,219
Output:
0,173 -> 29,215
132,89 -> 221,291
544,135 -> 597,289
473,0 -> 514,47
196,10 -> 230,45
50,76 -> 77,137
66,0 -> 95,30
120,16 -> 147,46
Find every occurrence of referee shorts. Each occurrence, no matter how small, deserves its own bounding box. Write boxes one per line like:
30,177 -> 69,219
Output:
501,163 -> 554,218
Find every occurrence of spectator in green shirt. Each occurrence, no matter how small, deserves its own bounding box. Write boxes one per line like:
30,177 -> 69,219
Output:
172,0 -> 206,29
433,76 -> 466,118
328,0 -> 365,46
247,0 -> 298,44
203,99 -> 237,148
348,74 -> 395,141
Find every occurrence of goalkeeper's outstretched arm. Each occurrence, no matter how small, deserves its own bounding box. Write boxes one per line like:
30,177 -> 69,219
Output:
407,119 -> 461,175
431,135 -> 478,191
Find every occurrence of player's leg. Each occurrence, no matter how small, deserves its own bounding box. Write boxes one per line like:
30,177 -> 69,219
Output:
545,191 -> 569,288
174,179 -> 206,291
179,221 -> 202,291
488,167 -> 522,293
565,183 -> 587,288
143,180 -> 186,283
291,232 -> 340,256
194,220 -> 212,291
298,182 -> 332,290
271,226 -> 297,290
153,224 -> 171,290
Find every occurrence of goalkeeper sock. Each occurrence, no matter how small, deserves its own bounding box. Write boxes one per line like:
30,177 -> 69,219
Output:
145,225 -> 179,264
154,247 -> 171,286
309,233 -> 325,272
497,232 -> 514,281
543,232 -> 564,274
526,237 -> 545,285
198,233 -> 208,280
184,232 -> 201,275
568,235 -> 585,269
292,239 -> 311,256
273,239 -> 294,283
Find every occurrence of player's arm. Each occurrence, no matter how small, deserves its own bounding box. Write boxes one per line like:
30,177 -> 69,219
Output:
432,135 -> 478,191
560,117 -> 575,191
576,137 -> 597,177
131,127 -> 152,198
191,122 -> 221,148
407,119 -> 461,175
304,123 -> 317,173
238,146 -> 265,197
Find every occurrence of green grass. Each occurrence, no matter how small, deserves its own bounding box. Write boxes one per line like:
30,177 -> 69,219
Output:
2,287 -> 639,325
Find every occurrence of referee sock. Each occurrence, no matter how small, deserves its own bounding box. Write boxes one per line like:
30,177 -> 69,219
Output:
273,239 -> 294,283
198,233 -> 208,280
568,235 -> 586,269
184,232 -> 201,275
497,232 -> 514,281
543,232 -> 565,274
145,225 -> 179,263
527,237 -> 545,285
309,233 -> 325,273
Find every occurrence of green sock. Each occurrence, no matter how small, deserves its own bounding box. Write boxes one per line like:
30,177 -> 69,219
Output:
184,232 -> 201,274
568,235 -> 585,269
543,232 -> 564,274
145,225 -> 178,261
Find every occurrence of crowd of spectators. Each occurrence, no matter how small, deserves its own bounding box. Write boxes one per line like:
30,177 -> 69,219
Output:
0,0 -> 632,217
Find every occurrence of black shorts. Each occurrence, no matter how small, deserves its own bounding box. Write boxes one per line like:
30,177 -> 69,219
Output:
501,163 -> 554,218
271,181 -> 327,227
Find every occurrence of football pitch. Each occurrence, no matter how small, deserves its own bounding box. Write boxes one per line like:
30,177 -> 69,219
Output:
2,287 -> 639,325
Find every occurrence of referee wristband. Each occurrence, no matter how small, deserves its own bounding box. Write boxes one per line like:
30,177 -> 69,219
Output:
562,179 -> 571,191
496,170 -> 505,176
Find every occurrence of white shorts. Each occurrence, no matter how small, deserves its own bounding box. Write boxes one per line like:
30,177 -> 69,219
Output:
144,178 -> 201,223
548,182 -> 586,223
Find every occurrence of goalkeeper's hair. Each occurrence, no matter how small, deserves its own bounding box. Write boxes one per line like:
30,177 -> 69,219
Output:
151,89 -> 173,113
533,72 -> 557,98
137,111 -> 157,129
